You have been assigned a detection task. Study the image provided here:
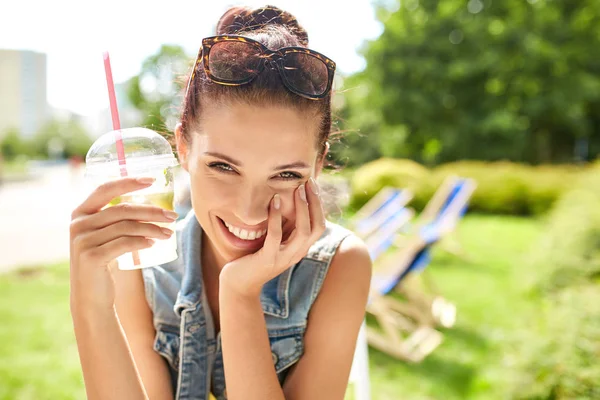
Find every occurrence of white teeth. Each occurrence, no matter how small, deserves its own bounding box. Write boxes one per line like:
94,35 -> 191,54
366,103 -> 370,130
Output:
223,220 -> 266,241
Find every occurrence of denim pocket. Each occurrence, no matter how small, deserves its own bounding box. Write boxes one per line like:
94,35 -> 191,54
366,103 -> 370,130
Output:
269,330 -> 304,374
153,324 -> 181,371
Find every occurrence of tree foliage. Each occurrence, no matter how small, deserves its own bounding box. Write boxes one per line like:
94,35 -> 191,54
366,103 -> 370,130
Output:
1,119 -> 93,160
1,129 -> 31,160
341,0 -> 600,165
126,44 -> 191,137
32,119 -> 94,159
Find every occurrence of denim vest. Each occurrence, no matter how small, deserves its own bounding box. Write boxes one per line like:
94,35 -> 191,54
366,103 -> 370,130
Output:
141,210 -> 352,400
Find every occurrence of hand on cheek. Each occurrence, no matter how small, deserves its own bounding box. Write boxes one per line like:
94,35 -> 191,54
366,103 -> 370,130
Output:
220,177 -> 326,298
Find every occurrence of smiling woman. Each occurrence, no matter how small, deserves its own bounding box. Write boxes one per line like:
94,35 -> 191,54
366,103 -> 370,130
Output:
69,5 -> 372,400
182,104 -> 320,264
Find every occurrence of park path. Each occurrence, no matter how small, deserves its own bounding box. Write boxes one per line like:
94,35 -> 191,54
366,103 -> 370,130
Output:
0,163 -> 88,272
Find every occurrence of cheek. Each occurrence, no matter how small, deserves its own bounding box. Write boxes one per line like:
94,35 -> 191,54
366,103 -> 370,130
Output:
190,174 -> 239,211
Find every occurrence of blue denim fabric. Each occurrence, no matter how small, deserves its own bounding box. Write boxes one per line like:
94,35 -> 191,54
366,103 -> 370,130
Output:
142,210 -> 352,400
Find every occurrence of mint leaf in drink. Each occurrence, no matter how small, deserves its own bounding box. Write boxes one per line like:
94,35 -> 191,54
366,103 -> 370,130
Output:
164,168 -> 172,187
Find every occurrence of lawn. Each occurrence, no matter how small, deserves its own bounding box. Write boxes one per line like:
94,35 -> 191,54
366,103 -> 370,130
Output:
0,215 -> 544,400
0,265 -> 84,400
366,215 -> 545,400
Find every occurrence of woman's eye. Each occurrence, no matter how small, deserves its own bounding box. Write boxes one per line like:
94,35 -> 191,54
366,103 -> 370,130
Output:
278,171 -> 303,180
208,162 -> 236,173
208,162 -> 301,181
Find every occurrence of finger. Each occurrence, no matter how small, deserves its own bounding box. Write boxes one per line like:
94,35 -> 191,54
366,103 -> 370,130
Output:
281,183 -> 311,259
81,236 -> 156,267
307,177 -> 326,239
79,203 -> 177,232
74,220 -> 173,250
72,176 -> 156,219
261,194 -> 283,260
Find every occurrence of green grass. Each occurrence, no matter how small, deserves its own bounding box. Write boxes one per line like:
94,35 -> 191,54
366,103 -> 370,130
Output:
0,215 -> 544,399
366,214 -> 545,400
0,264 -> 85,400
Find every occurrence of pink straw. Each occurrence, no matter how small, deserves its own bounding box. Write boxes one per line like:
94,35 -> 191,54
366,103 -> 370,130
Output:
103,51 -> 140,266
103,52 -> 128,177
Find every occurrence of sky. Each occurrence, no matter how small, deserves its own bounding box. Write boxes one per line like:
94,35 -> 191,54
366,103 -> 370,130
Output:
1,0 -> 384,117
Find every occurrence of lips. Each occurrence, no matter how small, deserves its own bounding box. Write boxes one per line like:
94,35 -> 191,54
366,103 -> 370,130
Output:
223,220 -> 267,240
216,217 -> 268,251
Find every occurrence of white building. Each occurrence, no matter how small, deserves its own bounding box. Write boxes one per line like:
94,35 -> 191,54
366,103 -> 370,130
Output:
0,49 -> 48,138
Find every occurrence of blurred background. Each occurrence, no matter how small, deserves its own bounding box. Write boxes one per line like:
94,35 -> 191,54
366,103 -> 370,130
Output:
1,0 -> 599,399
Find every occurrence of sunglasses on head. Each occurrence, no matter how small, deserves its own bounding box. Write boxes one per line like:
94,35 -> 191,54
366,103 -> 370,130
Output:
185,35 -> 336,100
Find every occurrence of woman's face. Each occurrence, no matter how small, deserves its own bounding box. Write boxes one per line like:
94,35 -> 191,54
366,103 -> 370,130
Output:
175,102 -> 323,264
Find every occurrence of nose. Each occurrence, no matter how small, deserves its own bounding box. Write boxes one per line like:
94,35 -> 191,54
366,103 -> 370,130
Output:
233,183 -> 272,226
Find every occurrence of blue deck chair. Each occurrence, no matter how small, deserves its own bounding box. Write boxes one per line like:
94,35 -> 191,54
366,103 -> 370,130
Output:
411,176 -> 477,257
374,176 -> 476,291
351,187 -> 413,239
366,232 -> 443,362
346,187 -> 416,374
397,176 -> 476,327
364,206 -> 415,260
365,177 -> 476,361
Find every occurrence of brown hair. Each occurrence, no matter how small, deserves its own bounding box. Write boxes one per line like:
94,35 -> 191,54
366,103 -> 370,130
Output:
180,5 -> 332,156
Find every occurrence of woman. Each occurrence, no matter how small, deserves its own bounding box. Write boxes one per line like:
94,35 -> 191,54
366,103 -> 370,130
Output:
69,5 -> 372,400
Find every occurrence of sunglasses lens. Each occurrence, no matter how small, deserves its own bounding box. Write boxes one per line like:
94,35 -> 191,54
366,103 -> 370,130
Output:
282,53 -> 329,96
208,41 -> 262,82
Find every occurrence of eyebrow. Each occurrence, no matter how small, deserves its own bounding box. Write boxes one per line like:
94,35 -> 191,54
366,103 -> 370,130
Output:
204,152 -> 311,171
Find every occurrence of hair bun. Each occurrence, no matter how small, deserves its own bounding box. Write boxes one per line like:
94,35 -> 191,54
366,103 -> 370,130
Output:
216,5 -> 309,46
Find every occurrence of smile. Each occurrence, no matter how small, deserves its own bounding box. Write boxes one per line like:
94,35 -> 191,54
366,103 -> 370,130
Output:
222,220 -> 267,241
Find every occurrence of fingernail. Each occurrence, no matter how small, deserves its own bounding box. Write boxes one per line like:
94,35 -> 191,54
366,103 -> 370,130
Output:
273,194 -> 281,210
309,177 -> 319,195
161,227 -> 174,236
137,177 -> 155,184
298,184 -> 307,202
163,210 -> 179,220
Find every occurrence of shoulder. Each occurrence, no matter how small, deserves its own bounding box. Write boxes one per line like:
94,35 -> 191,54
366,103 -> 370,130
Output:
307,220 -> 372,282
304,221 -> 372,308
282,222 -> 371,316
326,232 -> 372,299
330,233 -> 372,278
305,220 -> 355,262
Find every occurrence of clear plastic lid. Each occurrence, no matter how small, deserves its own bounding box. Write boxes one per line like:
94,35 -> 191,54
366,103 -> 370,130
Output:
85,127 -> 179,178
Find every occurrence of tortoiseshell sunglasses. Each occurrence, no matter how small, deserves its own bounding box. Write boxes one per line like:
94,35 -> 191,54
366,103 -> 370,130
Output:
185,35 -> 336,100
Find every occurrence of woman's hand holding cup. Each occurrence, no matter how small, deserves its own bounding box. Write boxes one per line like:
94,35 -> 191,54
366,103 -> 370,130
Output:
69,177 -> 178,311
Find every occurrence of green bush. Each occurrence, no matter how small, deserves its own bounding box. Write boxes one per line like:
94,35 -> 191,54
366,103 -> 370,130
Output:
508,286 -> 600,400
349,158 -> 583,215
527,170 -> 600,292
0,129 -> 39,160
349,158 -> 429,210
505,167 -> 600,399
432,161 -> 532,215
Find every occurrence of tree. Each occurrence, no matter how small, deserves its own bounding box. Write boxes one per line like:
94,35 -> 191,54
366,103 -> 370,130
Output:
0,129 -> 30,160
126,45 -> 191,138
343,0 -> 600,164
32,119 -> 93,159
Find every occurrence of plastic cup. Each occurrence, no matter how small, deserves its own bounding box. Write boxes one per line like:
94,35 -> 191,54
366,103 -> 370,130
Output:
85,127 -> 180,270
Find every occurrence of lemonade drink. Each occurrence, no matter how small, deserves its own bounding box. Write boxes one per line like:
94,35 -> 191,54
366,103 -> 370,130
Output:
85,127 -> 180,270
107,189 -> 178,270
